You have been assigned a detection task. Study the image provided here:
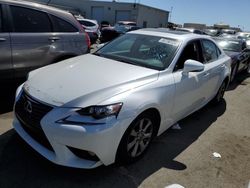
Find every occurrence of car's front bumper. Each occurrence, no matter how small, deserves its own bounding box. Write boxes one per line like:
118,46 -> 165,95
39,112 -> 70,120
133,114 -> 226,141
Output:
13,108 -> 134,169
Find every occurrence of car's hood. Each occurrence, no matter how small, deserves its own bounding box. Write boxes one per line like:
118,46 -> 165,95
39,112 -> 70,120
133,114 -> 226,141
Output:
224,50 -> 240,58
24,54 -> 159,107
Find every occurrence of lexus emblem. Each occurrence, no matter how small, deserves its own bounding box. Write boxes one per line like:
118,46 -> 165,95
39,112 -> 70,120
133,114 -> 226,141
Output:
24,101 -> 32,114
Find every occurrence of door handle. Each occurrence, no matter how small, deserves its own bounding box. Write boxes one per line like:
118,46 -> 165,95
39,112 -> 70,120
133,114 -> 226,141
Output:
220,64 -> 225,68
0,38 -> 6,42
48,36 -> 60,42
203,72 -> 210,77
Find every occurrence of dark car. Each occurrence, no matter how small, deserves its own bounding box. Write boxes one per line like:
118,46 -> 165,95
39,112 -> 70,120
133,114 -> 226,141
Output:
214,38 -> 250,82
100,21 -> 139,43
0,0 -> 90,82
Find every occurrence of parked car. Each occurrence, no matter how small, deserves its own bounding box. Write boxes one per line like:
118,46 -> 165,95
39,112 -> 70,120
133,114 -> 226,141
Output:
99,26 -> 120,43
175,27 -> 207,35
100,21 -> 138,43
77,18 -> 100,44
0,0 -> 90,82
236,32 -> 250,49
221,29 -> 237,35
100,21 -> 111,30
204,29 -> 220,36
214,37 -> 250,82
114,21 -> 137,34
13,29 -> 231,169
218,33 -> 237,39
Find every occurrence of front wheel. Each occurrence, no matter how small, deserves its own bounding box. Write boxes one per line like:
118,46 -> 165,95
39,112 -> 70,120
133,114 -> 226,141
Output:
116,113 -> 155,164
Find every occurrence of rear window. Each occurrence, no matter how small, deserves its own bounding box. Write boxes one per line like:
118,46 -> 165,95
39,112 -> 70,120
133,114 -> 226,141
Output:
50,15 -> 78,32
78,20 -> 96,27
10,6 -> 52,32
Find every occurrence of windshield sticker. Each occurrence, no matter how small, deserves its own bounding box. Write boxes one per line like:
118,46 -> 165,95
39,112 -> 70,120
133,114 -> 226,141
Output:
158,38 -> 179,46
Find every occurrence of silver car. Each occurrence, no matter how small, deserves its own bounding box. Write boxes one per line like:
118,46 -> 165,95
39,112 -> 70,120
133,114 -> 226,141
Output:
0,0 -> 90,81
13,29 -> 231,169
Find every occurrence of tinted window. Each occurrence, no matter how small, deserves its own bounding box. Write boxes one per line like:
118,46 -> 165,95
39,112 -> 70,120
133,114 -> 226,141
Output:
51,15 -> 78,32
202,40 -> 218,63
96,34 -> 180,70
10,6 -> 51,32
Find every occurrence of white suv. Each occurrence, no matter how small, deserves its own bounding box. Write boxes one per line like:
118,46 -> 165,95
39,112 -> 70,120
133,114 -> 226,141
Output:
13,29 -> 231,169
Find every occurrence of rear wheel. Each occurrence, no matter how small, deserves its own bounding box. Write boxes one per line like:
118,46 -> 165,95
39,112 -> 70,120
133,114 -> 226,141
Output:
212,81 -> 226,104
247,63 -> 250,74
116,112 -> 156,164
230,63 -> 238,82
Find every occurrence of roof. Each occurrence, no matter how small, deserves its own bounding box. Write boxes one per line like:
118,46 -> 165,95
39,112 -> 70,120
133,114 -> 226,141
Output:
0,0 -> 70,15
0,0 -> 80,28
129,28 -> 212,42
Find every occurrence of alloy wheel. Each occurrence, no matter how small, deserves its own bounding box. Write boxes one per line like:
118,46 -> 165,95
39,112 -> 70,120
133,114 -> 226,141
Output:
126,118 -> 153,158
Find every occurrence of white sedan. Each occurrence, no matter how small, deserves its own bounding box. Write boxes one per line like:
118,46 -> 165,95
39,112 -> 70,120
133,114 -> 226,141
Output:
13,29 -> 231,169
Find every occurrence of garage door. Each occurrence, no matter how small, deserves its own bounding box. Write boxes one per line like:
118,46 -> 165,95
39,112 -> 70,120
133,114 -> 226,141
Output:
91,6 -> 104,23
115,10 -> 131,22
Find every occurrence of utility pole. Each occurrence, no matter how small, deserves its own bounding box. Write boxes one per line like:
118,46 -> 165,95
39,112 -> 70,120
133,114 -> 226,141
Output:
169,6 -> 173,22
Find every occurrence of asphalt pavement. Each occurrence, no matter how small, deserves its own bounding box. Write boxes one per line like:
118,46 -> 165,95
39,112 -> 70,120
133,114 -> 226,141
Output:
0,73 -> 249,188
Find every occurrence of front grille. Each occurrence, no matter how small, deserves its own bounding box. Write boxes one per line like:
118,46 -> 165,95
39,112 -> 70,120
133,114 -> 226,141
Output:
15,91 -> 54,151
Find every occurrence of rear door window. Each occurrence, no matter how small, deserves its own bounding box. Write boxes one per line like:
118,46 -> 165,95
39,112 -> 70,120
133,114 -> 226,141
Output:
201,40 -> 219,63
50,15 -> 78,32
10,6 -> 52,32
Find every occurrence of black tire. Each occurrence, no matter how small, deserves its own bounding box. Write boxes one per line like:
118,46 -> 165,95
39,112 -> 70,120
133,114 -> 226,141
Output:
247,63 -> 250,74
212,81 -> 226,104
116,112 -> 156,164
230,63 -> 238,82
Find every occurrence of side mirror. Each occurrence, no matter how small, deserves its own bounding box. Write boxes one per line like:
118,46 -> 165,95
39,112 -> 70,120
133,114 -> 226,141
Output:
183,59 -> 205,73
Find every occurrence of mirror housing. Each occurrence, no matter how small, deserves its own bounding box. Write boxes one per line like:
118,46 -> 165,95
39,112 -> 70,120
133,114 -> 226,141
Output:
183,59 -> 205,73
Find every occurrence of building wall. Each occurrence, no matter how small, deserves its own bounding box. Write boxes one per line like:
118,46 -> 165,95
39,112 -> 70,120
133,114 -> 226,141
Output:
48,0 -> 139,25
29,0 -> 168,27
137,5 -> 169,28
183,23 -> 206,30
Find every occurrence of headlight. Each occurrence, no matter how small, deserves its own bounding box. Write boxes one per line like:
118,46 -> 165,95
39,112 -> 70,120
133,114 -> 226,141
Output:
76,103 -> 123,119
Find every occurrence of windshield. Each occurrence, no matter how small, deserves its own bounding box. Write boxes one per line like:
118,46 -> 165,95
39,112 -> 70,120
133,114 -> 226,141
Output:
95,34 -> 180,70
216,40 -> 241,52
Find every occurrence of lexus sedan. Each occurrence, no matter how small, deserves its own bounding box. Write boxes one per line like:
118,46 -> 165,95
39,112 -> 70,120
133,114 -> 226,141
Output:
13,29 -> 231,169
